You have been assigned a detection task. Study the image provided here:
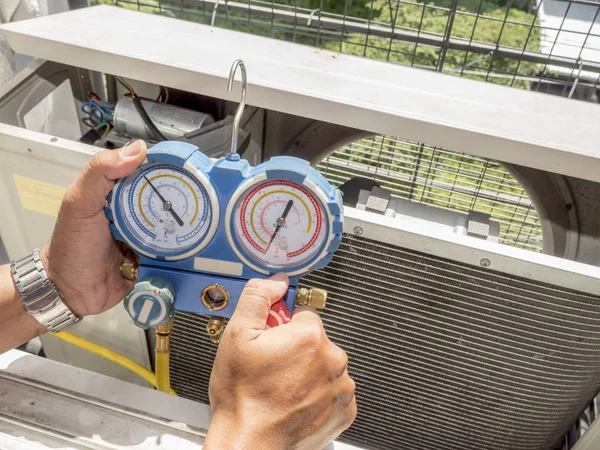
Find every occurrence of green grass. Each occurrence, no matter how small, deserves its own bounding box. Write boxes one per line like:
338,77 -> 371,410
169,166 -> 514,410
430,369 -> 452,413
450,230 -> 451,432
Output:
331,0 -> 541,88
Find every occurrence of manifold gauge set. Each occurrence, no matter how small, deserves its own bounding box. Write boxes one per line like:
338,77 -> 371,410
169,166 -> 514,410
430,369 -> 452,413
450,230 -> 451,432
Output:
105,61 -> 343,337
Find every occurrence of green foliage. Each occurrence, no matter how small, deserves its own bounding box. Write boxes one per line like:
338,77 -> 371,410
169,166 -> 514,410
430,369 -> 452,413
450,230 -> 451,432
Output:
278,0 -> 379,20
330,0 -> 540,88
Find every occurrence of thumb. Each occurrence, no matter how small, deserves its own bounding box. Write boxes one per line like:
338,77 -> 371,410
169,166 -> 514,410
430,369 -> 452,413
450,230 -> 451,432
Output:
66,140 -> 147,216
228,273 -> 289,335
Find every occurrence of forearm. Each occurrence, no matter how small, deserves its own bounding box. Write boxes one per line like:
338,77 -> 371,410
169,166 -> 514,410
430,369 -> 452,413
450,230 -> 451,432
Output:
0,263 -> 46,354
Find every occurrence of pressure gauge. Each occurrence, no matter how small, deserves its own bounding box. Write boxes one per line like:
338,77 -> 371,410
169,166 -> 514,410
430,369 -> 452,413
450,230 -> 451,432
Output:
109,158 -> 219,261
227,170 -> 340,277
108,57 -> 344,327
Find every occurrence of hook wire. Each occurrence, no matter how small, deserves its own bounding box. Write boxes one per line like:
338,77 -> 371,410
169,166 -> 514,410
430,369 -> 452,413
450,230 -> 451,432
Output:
227,59 -> 247,155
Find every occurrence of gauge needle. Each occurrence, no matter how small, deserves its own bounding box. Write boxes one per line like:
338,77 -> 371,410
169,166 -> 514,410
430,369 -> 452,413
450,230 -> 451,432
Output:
265,200 -> 294,254
144,175 -> 184,226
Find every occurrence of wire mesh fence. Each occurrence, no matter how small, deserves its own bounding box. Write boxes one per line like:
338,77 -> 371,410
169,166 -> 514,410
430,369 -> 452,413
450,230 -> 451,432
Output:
102,0 -> 600,97
93,0 -> 596,251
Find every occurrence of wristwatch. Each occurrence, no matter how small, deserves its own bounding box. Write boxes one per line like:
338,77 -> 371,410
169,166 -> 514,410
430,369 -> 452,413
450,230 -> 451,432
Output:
11,249 -> 80,333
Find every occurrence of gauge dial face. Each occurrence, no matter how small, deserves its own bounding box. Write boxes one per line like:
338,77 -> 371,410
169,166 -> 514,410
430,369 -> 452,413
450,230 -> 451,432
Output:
118,164 -> 213,256
233,180 -> 328,269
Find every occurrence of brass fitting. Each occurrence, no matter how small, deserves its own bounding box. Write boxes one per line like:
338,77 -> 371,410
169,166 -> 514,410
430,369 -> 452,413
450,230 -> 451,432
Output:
296,287 -> 327,309
201,284 -> 230,311
206,316 -> 225,344
155,318 -> 174,354
156,320 -> 175,335
120,260 -> 138,281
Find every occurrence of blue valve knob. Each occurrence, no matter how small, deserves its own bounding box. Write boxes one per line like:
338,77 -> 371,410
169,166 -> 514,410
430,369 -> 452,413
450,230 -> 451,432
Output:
124,276 -> 176,329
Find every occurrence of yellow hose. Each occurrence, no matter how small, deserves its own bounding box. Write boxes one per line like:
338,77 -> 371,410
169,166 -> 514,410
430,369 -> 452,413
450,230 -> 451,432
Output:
54,331 -> 176,396
155,351 -> 171,394
155,319 -> 175,395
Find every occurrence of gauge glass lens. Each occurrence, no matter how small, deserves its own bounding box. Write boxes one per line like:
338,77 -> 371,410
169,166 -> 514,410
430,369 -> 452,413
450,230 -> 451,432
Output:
233,180 -> 328,269
118,164 -> 212,254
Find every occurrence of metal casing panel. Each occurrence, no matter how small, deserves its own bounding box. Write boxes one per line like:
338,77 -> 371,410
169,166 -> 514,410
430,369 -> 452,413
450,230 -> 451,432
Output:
169,207 -> 600,450
0,122 -> 151,385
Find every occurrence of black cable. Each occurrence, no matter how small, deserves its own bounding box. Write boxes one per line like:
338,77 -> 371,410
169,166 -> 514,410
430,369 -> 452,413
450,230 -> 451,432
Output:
183,117 -> 230,140
81,117 -> 98,129
132,96 -> 168,142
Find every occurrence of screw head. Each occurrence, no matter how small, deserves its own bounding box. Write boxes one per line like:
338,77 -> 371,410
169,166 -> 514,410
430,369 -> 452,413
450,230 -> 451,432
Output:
353,226 -> 363,236
480,258 -> 491,268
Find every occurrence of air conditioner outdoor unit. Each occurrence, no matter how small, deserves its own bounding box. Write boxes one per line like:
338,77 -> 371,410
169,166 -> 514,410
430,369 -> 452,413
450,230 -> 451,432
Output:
1,5 -> 600,450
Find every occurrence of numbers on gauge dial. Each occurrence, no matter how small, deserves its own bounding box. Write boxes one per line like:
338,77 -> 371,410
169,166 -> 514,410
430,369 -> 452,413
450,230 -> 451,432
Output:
234,180 -> 328,269
120,164 -> 212,254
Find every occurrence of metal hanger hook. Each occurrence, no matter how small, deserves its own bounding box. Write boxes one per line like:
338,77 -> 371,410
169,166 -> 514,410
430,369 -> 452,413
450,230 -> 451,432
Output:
227,59 -> 247,155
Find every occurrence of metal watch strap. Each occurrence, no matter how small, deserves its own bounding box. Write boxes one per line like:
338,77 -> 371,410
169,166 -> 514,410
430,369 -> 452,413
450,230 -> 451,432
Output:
11,249 -> 80,333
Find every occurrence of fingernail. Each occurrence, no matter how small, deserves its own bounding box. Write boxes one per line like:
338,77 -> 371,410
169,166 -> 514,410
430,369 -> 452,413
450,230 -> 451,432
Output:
270,272 -> 288,282
120,140 -> 146,157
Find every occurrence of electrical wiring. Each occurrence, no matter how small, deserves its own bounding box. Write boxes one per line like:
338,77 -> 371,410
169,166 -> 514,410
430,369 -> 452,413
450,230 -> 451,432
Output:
81,101 -> 105,122
54,331 -> 177,396
156,86 -> 170,103
81,100 -> 115,124
102,123 -> 111,138
80,93 -> 114,140
114,75 -> 135,97
82,117 -> 98,129
132,97 -> 168,142
88,91 -> 102,104
113,75 -> 167,142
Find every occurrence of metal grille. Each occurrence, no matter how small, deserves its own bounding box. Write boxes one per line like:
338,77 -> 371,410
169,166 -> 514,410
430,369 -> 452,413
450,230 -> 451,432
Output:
170,233 -> 600,450
100,0 -> 600,100
320,136 -> 543,251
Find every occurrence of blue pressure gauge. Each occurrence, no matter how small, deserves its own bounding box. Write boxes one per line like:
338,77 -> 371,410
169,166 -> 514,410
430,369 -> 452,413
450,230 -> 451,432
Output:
108,147 -> 219,261
106,60 -> 342,328
105,142 -> 343,325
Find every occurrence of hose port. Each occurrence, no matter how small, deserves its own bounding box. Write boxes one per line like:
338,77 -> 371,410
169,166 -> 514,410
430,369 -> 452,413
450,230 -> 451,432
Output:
206,316 -> 226,344
201,284 -> 230,311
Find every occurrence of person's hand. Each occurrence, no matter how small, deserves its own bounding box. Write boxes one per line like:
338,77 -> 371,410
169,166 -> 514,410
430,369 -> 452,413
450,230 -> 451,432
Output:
40,140 -> 147,318
204,274 -> 357,450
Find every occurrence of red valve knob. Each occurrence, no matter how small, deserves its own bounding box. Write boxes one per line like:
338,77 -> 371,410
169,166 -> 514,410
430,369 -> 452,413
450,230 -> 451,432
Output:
266,299 -> 292,328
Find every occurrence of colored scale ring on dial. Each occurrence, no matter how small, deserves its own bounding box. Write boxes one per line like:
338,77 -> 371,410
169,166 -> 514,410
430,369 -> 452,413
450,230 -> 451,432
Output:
231,179 -> 329,272
114,163 -> 217,260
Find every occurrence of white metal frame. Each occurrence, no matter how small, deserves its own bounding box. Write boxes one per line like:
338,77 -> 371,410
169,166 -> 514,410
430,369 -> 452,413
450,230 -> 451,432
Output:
345,207 -> 600,296
0,350 -> 363,450
0,122 -> 152,386
1,5 -> 600,183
